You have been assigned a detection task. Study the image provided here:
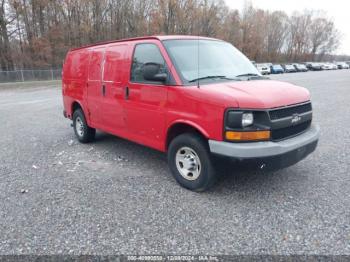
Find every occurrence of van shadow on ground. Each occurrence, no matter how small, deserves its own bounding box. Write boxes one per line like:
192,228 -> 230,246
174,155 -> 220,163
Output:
92,131 -> 298,193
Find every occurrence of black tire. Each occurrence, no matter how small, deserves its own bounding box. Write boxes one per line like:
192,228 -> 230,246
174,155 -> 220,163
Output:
167,133 -> 216,192
72,108 -> 95,143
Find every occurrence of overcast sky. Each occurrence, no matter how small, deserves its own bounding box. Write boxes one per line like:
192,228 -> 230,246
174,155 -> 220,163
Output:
224,0 -> 350,55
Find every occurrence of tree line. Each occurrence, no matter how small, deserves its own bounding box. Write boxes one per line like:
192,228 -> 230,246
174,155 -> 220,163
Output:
0,0 -> 343,70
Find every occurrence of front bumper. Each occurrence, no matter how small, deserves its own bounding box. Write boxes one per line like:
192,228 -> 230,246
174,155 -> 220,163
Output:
209,125 -> 319,170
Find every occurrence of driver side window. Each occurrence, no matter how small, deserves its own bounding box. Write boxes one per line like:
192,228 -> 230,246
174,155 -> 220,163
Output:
130,43 -> 167,83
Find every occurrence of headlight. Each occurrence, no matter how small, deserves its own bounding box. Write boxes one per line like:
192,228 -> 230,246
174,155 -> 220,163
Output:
226,111 -> 254,128
242,112 -> 254,127
224,110 -> 270,142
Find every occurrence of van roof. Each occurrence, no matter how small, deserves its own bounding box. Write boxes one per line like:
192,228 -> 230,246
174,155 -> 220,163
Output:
70,35 -> 220,51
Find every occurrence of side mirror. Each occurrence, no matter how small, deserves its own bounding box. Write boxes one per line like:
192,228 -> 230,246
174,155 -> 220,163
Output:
142,62 -> 167,82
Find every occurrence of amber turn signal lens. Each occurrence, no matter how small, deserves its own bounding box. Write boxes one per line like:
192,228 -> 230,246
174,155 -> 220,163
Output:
225,130 -> 270,141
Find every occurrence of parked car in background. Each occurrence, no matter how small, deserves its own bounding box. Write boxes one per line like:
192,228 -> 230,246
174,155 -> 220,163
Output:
329,63 -> 338,70
293,64 -> 308,72
336,62 -> 350,69
321,63 -> 333,70
306,62 -> 323,71
283,64 -> 297,73
256,63 -> 270,75
270,64 -> 284,74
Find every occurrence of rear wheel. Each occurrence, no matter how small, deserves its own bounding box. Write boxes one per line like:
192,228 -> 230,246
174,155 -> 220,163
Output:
72,108 -> 95,143
168,133 -> 216,192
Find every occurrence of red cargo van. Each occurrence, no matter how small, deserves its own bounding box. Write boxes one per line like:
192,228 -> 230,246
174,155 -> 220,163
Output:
62,35 -> 319,191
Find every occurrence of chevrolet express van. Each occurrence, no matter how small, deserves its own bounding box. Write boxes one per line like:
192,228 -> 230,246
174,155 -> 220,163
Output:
62,35 -> 319,191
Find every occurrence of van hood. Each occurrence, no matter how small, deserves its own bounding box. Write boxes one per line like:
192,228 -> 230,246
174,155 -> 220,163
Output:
200,80 -> 310,109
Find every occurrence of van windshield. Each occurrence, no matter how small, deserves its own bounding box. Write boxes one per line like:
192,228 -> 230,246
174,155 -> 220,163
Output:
163,39 -> 260,84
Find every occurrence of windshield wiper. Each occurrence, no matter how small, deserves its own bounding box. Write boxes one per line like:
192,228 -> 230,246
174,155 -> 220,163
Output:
235,73 -> 269,80
236,73 -> 260,77
189,75 -> 240,83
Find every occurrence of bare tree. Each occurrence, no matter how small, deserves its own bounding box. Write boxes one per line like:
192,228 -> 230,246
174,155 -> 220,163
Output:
286,11 -> 313,61
0,0 -> 14,70
265,11 -> 288,62
309,13 -> 340,60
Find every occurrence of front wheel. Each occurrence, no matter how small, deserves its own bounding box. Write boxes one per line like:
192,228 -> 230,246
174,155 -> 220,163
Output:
167,133 -> 217,192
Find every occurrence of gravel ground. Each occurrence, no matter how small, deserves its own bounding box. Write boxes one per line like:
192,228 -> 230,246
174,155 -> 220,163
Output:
0,70 -> 349,255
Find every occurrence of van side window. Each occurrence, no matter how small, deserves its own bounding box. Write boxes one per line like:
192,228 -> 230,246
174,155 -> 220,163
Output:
131,44 -> 167,83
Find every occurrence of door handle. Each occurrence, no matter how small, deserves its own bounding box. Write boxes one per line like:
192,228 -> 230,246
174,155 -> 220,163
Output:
125,86 -> 129,100
102,85 -> 106,96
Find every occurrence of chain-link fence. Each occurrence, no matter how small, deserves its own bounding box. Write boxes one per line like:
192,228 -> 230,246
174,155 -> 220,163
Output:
0,69 -> 62,83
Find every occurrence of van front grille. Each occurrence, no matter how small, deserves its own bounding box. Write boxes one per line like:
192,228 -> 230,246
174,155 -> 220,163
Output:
271,120 -> 311,141
269,103 -> 312,120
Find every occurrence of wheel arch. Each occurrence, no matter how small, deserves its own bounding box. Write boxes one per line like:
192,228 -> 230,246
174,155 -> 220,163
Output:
165,121 -> 210,151
69,99 -> 87,117
71,101 -> 83,115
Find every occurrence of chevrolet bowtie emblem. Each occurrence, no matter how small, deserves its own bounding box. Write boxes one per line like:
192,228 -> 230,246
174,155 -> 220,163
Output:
291,114 -> 302,124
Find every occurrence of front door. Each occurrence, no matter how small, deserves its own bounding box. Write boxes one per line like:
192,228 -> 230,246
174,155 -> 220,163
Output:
125,42 -> 169,150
